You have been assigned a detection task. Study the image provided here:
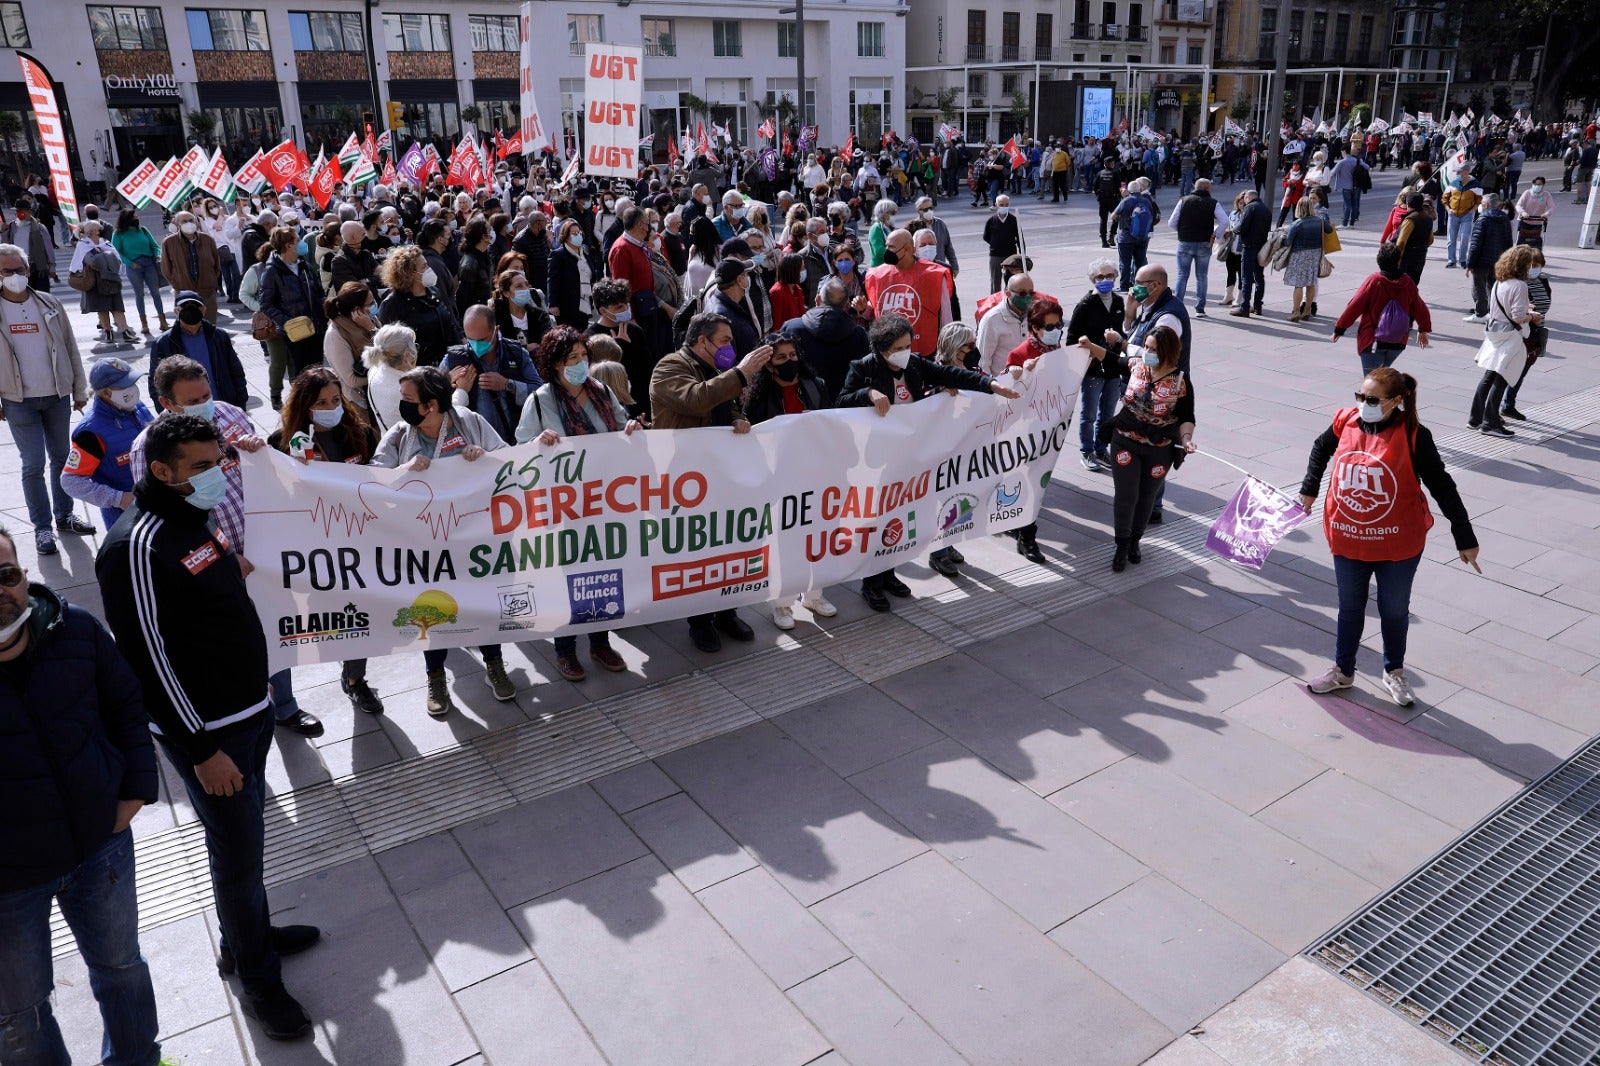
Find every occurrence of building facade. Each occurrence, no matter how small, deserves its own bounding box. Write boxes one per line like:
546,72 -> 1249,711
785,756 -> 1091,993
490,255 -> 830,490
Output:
0,0 -> 905,189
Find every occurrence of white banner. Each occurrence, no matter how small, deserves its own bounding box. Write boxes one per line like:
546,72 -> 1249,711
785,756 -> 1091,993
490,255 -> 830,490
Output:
244,357 -> 1084,672
583,42 -> 643,177
518,3 -> 555,159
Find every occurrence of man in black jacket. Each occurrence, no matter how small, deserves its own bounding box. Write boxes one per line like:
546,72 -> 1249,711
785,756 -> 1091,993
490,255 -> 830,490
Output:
0,528 -> 162,1066
1463,194 -> 1514,322
1229,190 -> 1272,318
1096,169 -> 1124,248
783,277 -> 870,401
329,220 -> 380,295
838,315 -> 1018,611
147,291 -> 250,409
96,415 -> 320,1043
511,209 -> 551,294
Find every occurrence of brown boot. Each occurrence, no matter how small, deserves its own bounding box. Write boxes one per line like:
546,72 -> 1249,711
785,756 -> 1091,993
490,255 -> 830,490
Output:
157,313 -> 169,331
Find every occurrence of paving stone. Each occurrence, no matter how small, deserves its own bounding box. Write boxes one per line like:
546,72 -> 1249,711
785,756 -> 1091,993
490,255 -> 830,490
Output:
452,784 -> 648,908
1049,665 -> 1327,814
1414,687 -> 1589,782
155,1016 -> 249,1065
624,792 -> 758,892
513,855 -> 830,1066
850,739 -> 1147,930
773,684 -> 946,779
696,867 -> 852,990
1050,874 -> 1285,1032
592,759 -> 681,814
786,958 -> 966,1066
452,960 -> 608,1066
1255,770 -> 1461,887
1050,756 -> 1379,955
656,722 -> 927,905
962,621 -> 1121,697
1229,678 -> 1529,830
1142,1037 -> 1234,1065
812,852 -> 1172,1065
384,836 -> 533,993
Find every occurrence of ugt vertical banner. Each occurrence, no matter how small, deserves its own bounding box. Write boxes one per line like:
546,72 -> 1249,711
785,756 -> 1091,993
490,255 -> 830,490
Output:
17,53 -> 79,227
583,43 -> 642,177
517,3 -> 554,160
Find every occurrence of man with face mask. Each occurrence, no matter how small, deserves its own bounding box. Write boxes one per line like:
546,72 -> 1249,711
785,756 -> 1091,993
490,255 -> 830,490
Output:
442,305 -> 541,443
98,415 -> 321,1043
0,522 -> 163,1066
712,190 -> 749,243
148,291 -> 250,410
648,312 -> 771,651
61,358 -> 156,530
974,272 -> 1037,377
2,197 -> 56,291
160,211 -> 222,322
982,194 -> 1021,294
914,197 -> 960,314
863,229 -> 952,358
703,258 -> 764,358
782,276 -> 870,400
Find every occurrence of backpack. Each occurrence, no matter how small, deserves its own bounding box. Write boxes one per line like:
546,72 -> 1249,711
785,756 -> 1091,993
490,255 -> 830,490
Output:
1353,162 -> 1372,192
1127,197 -> 1153,240
1374,297 -> 1410,346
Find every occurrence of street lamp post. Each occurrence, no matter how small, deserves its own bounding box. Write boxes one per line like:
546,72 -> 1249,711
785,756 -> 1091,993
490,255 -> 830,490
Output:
780,1 -> 806,138
1265,0 -> 1290,186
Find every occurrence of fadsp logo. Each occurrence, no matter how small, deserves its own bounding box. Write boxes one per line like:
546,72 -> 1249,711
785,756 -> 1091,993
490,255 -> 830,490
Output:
1331,451 -> 1396,524
936,493 -> 976,537
278,602 -> 370,647
877,283 -> 922,323
652,547 -> 769,600
568,569 -> 625,623
994,481 -> 1020,508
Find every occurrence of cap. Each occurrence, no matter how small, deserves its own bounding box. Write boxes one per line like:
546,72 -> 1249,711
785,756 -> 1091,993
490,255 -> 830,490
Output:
713,258 -> 750,286
174,290 -> 204,308
1001,254 -> 1034,273
89,357 -> 138,392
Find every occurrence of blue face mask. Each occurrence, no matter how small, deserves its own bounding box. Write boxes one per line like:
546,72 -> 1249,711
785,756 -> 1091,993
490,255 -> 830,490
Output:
182,399 -> 215,423
836,260 -> 855,275
295,239 -> 309,257
613,307 -> 633,323
563,361 -> 589,386
1141,347 -> 1161,368
751,253 -> 767,269
800,269 -> 808,284
468,337 -> 494,357
512,289 -> 534,306
179,464 -> 228,511
1095,279 -> 1115,294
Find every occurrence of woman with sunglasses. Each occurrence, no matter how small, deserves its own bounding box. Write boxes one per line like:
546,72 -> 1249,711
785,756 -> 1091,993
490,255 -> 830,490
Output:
1298,368 -> 1479,707
1076,324 -> 1195,572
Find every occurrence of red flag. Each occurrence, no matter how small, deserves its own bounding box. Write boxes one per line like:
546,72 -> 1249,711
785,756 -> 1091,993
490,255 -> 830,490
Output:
782,131 -> 793,157
1003,137 -> 1025,168
380,160 -> 397,187
842,132 -> 855,159
667,132 -> 680,165
695,121 -> 719,164
758,117 -> 775,140
421,144 -> 442,181
493,130 -> 506,160
308,151 -> 336,210
362,124 -> 378,162
445,141 -> 468,187
881,130 -> 895,148
261,139 -> 303,192
325,153 -> 344,183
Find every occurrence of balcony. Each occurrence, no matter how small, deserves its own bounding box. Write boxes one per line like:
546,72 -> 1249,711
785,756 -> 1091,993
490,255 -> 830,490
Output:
1001,43 -> 1020,61
1101,24 -> 1121,40
642,38 -> 675,57
1035,44 -> 1053,60
966,42 -> 989,62
1070,21 -> 1094,39
1127,25 -> 1148,42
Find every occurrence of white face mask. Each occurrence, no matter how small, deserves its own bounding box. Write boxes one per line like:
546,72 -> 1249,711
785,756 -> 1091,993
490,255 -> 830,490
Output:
915,245 -> 937,260
1,274 -> 28,294
0,605 -> 31,647
885,348 -> 912,370
180,222 -> 197,236
421,268 -> 438,288
108,387 -> 141,411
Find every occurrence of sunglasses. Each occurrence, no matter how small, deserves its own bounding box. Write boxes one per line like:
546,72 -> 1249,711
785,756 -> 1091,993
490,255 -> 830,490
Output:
1354,392 -> 1390,405
0,563 -> 23,588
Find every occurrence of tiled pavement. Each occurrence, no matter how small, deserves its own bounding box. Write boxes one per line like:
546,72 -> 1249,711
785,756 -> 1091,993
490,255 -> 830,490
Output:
19,163 -> 1600,1064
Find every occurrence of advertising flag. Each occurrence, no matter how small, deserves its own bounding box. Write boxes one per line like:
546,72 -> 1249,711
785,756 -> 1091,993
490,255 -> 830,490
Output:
758,117 -> 775,140
1206,477 -> 1312,570
307,149 -> 336,210
380,160 -> 397,187
336,133 -> 362,172
842,132 -> 856,159
1003,137 -> 1025,168
397,142 -> 425,184
667,131 -> 680,164
116,157 -> 160,208
583,43 -> 643,177
196,148 -> 236,202
233,149 -> 268,195
149,155 -> 196,210
16,53 -> 78,226
377,129 -> 392,155
421,144 -> 443,181
519,3 -> 555,160
556,153 -> 582,187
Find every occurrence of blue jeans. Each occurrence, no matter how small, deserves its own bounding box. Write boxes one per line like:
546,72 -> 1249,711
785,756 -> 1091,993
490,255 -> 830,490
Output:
268,668 -> 301,722
1359,345 -> 1402,374
157,711 -> 281,993
0,830 -> 160,1066
1239,247 -> 1264,309
124,258 -> 164,322
1174,241 -> 1211,311
1445,212 -> 1471,264
1078,376 -> 1121,454
1179,171 -> 1196,196
1341,188 -> 1361,226
219,255 -> 241,304
1117,238 -> 1149,290
2,395 -> 73,531
1332,552 -> 1422,675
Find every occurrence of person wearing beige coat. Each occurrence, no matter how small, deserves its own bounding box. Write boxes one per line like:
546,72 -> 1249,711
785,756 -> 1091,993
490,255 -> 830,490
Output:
159,211 -> 221,322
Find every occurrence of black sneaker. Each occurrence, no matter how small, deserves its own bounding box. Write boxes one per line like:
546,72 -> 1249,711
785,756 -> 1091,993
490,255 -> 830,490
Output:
714,611 -> 755,642
861,584 -> 891,612
1019,538 -> 1046,564
342,677 -> 384,715
929,551 -> 960,576
275,710 -> 324,738
1481,423 -> 1515,438
218,924 -> 322,976
689,621 -> 722,654
882,574 -> 913,598
240,982 -> 313,1041
1147,510 -> 1165,525
1501,407 -> 1527,421
55,515 -> 96,535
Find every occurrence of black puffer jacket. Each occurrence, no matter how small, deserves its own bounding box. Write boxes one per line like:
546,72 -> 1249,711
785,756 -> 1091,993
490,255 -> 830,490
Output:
782,304 -> 869,402
0,584 -> 158,892
377,287 -> 463,366
258,253 -> 328,335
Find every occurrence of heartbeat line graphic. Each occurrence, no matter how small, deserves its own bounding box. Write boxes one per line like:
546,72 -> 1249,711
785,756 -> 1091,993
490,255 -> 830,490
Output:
246,496 -> 380,536
413,500 -> 485,541
249,481 -> 486,542
1029,384 -> 1073,424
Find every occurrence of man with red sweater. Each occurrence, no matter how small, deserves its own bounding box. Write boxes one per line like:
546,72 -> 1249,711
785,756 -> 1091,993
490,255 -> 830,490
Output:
605,206 -> 657,330
1330,242 -> 1433,373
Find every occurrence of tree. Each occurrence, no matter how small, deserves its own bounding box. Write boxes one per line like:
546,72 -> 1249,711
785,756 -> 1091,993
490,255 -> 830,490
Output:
0,112 -> 21,180
184,109 -> 216,146
1009,90 -> 1030,136
937,87 -> 961,123
1448,0 -> 1599,119
680,93 -> 709,124
776,92 -> 797,128
461,104 -> 482,125
393,590 -> 458,639
1350,103 -> 1371,129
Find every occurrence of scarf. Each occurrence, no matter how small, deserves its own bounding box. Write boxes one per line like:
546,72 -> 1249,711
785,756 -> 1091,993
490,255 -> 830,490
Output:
556,380 -> 620,437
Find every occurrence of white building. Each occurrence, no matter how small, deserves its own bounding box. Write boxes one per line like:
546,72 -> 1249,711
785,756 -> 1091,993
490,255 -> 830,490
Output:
522,0 -> 910,162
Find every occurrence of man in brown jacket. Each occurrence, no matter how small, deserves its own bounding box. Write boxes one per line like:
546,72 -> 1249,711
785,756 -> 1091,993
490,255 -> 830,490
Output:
160,210 -> 221,322
648,311 -> 772,653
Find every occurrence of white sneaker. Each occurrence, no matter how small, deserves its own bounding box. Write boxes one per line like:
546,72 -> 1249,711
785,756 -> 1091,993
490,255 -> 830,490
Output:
1307,666 -> 1354,694
1383,669 -> 1416,707
1463,313 -> 1488,324
772,604 -> 795,630
799,592 -> 837,618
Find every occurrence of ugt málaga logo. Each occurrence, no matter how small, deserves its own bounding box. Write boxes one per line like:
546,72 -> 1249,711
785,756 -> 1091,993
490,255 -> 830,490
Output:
1330,451 -> 1396,524
877,283 -> 922,322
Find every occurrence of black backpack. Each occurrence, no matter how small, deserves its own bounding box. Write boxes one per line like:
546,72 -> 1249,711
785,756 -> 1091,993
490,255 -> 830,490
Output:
671,283 -> 711,348
1353,161 -> 1372,192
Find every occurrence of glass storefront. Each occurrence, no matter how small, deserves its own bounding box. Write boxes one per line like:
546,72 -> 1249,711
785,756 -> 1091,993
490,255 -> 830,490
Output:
108,105 -> 183,167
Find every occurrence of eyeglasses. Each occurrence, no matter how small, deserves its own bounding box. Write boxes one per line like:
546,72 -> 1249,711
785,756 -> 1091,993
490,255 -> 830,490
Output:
1092,273 -> 1118,281
0,563 -> 24,587
1354,392 -> 1390,405
0,266 -> 25,277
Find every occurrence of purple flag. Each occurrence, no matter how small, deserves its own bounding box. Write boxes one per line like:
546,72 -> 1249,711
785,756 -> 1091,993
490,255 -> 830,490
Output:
1206,476 -> 1313,570
759,147 -> 777,181
397,143 -> 425,184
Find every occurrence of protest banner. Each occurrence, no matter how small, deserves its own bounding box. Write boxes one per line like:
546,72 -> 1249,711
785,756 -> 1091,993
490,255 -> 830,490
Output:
116,157 -> 159,207
244,357 -> 1084,672
17,54 -> 78,227
518,4 -> 555,159
1206,475 -> 1312,570
583,42 -> 643,177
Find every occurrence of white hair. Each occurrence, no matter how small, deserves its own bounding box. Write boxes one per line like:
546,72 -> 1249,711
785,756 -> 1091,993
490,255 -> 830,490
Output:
363,323 -> 418,370
721,190 -> 743,208
872,198 -> 897,223
518,195 -> 536,213
0,242 -> 28,268
1087,255 -> 1116,278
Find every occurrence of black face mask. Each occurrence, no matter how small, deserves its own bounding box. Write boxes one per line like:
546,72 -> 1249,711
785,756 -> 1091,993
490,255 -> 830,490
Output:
773,361 -> 799,382
398,399 -> 425,426
882,249 -> 900,268
177,305 -> 204,326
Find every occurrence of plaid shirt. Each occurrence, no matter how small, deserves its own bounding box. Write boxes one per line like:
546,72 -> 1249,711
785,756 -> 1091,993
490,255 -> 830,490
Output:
130,400 -> 256,554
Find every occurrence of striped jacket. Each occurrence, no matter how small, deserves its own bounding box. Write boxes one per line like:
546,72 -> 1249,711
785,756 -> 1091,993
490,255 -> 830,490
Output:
96,475 -> 269,763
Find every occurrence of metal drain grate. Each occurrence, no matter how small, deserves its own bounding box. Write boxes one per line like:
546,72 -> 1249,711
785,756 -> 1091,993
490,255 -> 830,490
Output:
1308,733 -> 1600,1065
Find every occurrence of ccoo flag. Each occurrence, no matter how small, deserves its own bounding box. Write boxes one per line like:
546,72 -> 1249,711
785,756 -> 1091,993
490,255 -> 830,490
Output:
17,53 -> 79,226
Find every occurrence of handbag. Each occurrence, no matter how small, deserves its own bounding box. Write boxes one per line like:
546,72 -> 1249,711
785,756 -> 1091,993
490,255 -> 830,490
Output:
251,310 -> 280,341
67,251 -> 97,292
1318,254 -> 1335,278
1322,226 -> 1342,254
283,315 -> 316,343
1492,287 -> 1543,358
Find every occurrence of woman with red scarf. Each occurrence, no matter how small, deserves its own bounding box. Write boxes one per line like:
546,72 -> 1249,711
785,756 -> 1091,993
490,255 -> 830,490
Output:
1297,367 -> 1480,708
516,326 -> 644,682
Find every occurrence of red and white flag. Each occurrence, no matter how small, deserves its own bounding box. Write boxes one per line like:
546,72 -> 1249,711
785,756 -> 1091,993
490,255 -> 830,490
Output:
757,117 -> 775,140
261,139 -> 304,192
380,159 -> 397,187
557,154 -> 582,187
667,132 -> 680,164
17,53 -> 79,226
1003,137 -> 1025,168
842,132 -> 856,159
307,149 -> 337,210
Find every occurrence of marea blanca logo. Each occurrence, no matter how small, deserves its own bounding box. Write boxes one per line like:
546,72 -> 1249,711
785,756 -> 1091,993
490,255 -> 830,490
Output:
1330,451 -> 1396,524
280,601 -> 370,647
568,568 -> 626,623
990,480 -> 1023,523
935,493 -> 977,539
